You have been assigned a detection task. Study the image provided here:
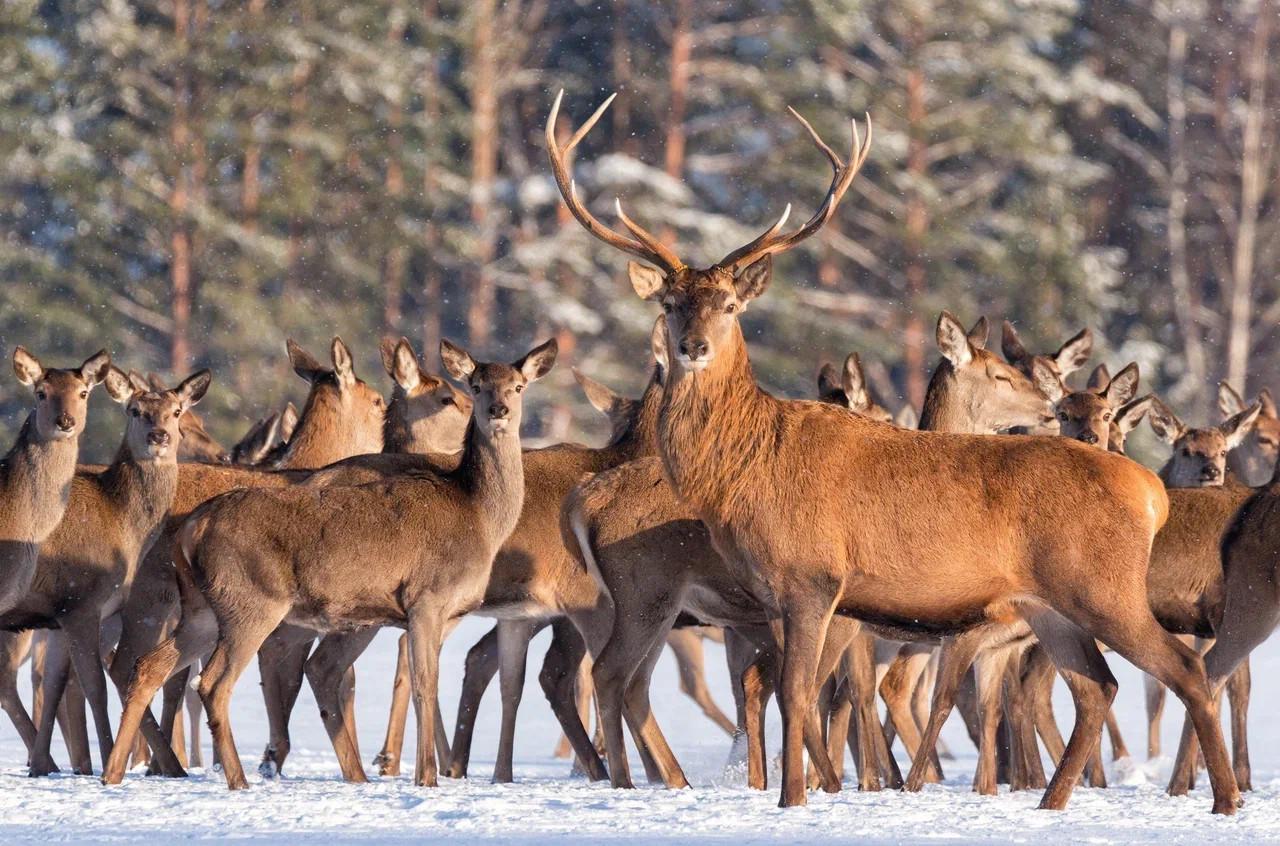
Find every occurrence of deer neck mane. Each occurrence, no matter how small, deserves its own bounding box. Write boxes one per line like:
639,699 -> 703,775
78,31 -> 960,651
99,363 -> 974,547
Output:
0,414 -> 81,539
455,417 -> 525,547
918,360 -> 985,434
657,325 -> 780,524
277,382 -> 372,469
99,441 -> 180,535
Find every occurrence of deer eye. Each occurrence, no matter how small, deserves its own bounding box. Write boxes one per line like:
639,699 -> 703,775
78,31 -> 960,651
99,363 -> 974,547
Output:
1057,411 -> 1068,421
995,374 -> 1011,384
441,396 -> 454,406
174,410 -> 181,419
515,385 -> 524,394
79,390 -> 88,399
36,390 -> 46,401
725,302 -> 738,314
662,302 -> 673,313
1102,412 -> 1112,422
130,407 -> 140,417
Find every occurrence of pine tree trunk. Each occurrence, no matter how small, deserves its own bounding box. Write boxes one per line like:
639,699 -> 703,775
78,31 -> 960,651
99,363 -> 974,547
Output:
169,0 -> 192,373
902,22 -> 929,411
467,0 -> 498,347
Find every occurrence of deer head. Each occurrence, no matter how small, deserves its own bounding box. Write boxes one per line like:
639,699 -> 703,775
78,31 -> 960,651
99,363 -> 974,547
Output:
103,368 -> 212,462
12,347 -> 111,443
145,372 -> 228,463
440,339 -> 558,440
1053,362 -> 1141,448
1218,382 -> 1280,482
926,311 -> 1059,433
381,336 -> 472,455
282,337 -> 386,462
817,353 -> 892,422
546,91 -> 870,378
1001,321 -> 1093,392
1149,396 -> 1261,487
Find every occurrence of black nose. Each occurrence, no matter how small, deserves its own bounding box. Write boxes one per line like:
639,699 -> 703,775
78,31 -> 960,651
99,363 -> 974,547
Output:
679,337 -> 709,359
488,403 -> 509,420
1202,466 -> 1220,480
147,430 -> 170,447
55,414 -> 74,432
1079,431 -> 1098,445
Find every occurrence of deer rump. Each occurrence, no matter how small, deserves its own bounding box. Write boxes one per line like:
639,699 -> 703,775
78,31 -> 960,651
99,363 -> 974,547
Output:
680,409 -> 1167,636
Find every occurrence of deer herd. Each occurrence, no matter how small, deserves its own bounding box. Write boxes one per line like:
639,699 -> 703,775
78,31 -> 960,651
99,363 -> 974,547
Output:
2,93 -> 1278,820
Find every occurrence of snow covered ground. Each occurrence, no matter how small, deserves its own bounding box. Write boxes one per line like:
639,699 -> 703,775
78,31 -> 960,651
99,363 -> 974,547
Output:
3,618 -> 1279,844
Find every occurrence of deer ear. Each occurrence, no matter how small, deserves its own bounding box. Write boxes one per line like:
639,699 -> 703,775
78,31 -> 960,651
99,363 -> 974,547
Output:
936,311 -> 973,366
1221,401 -> 1263,450
146,372 -> 166,392
733,256 -> 772,302
1259,389 -> 1278,419
1030,357 -> 1064,403
287,339 -> 327,383
841,353 -> 871,412
629,262 -> 667,301
894,405 -> 919,430
1217,382 -> 1246,417
175,370 -> 212,411
331,337 -> 356,387
13,347 -> 43,386
1054,328 -> 1093,378
1147,398 -> 1185,445
389,339 -> 420,392
1103,362 -> 1140,408
1115,394 -> 1154,436
517,339 -> 558,382
379,337 -> 398,377
574,368 -> 622,416
817,363 -> 841,399
127,370 -> 152,395
649,317 -> 669,375
279,403 -> 300,442
78,349 -> 111,387
966,316 -> 989,350
1087,363 -> 1111,392
103,367 -> 135,404
439,339 -> 476,383
1000,321 -> 1028,365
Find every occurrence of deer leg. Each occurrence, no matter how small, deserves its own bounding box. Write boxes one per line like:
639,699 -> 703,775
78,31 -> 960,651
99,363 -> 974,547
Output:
29,630 -> 74,777
305,630 -> 377,783
621,630 -> 692,788
881,644 -> 940,782
1021,610 -> 1115,812
337,665 -> 364,769
825,677 -> 852,786
62,613 -> 115,773
972,646 -> 1013,796
185,672 -> 203,768
101,607 -> 217,785
405,609 -> 445,788
806,675 -> 836,790
725,626 -> 774,790
442,626 -> 499,778
1144,673 -> 1166,760
201,612 -> 287,791
1003,647 -> 1045,791
0,631 -> 36,756
915,651 -> 951,760
1227,658 -> 1251,791
846,629 -> 902,790
1168,603 -> 1276,801
667,628 -> 736,735
904,629 -> 987,792
256,628 -> 311,778
541,614 -> 608,781
555,657 -> 593,760
1023,643 -> 1065,766
377,633 -> 414,777
147,667 -> 187,773
774,594 -> 838,808
492,618 -> 540,784
167,676 -> 185,769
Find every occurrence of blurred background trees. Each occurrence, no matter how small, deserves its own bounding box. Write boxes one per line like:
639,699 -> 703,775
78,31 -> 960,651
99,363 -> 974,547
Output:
1,0 -> 1276,461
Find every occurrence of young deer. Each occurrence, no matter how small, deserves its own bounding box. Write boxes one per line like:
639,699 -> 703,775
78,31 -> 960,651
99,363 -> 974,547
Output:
145,373 -> 228,464
0,348 -> 111,615
8,369 -> 210,776
1217,382 -> 1280,485
104,339 -> 556,790
102,337 -> 387,779
1148,397 -> 1262,488
1002,321 -> 1093,398
547,92 -> 1238,814
1051,362 -> 1142,447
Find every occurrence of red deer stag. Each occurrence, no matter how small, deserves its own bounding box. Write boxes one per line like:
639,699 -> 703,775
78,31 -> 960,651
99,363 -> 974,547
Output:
546,91 -> 1238,814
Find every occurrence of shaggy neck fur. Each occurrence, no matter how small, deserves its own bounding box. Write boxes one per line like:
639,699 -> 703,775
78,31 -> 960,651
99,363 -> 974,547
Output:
456,417 -> 525,548
658,326 -> 781,526
0,414 -> 82,542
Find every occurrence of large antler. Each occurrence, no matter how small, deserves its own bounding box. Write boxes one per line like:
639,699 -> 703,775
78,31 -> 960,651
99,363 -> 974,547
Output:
718,108 -> 872,272
545,90 -> 686,275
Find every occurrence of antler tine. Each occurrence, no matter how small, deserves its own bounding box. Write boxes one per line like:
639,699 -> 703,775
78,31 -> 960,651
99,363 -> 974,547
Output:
720,111 -> 873,271
545,90 -> 685,274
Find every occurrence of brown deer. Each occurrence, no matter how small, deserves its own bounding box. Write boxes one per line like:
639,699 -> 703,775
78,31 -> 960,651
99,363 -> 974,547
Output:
228,402 -> 298,466
1167,454 -> 1280,795
1051,362 -> 1141,447
1001,321 -> 1093,397
546,92 -> 1238,814
104,339 -> 556,790
8,369 -> 210,776
102,337 -> 388,779
1148,397 -> 1262,488
1217,382 -> 1280,485
0,348 -> 111,615
357,323 -> 669,785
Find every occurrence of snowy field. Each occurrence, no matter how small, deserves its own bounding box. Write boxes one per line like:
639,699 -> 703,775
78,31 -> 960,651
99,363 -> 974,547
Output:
3,618 -> 1280,844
